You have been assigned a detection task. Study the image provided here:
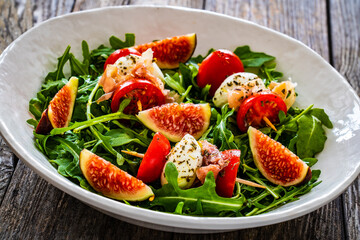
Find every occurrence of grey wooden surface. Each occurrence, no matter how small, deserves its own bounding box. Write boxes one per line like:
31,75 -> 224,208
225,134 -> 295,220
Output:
0,0 -> 359,239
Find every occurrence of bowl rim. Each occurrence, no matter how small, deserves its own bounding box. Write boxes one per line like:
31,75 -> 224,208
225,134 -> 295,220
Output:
0,5 -> 359,232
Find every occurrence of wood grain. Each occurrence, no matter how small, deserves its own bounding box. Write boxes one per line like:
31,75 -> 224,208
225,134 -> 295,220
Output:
73,0 -> 203,11
0,0 -> 358,239
330,0 -> 360,93
0,0 -> 23,204
0,137 -> 16,204
330,0 -> 360,239
0,161 -> 175,239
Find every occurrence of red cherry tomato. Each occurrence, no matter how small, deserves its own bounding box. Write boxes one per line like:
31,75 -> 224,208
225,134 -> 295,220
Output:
111,79 -> 165,115
237,92 -> 287,132
197,49 -> 244,96
104,48 -> 141,70
216,149 -> 241,198
137,132 -> 171,183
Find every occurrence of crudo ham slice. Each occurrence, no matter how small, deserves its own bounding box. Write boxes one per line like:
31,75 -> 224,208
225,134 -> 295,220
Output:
196,140 -> 228,184
97,49 -> 165,103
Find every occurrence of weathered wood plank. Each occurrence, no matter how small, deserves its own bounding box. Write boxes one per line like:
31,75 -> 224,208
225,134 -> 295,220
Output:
0,137 -> 16,204
73,0 -> 128,11
341,178 -> 360,240
330,0 -> 360,239
205,0 -> 330,60
0,0 -> 26,204
0,161 -> 174,239
31,0 -> 75,23
330,0 -> 360,93
0,0 -> 30,50
205,0 -> 345,239
129,0 -> 203,8
73,0 -> 203,11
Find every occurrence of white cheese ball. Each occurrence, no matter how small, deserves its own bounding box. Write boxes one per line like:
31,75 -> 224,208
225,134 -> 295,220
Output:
213,72 -> 265,108
161,134 -> 202,189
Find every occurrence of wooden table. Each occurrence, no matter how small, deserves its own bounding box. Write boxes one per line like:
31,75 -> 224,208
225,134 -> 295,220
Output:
0,0 -> 359,239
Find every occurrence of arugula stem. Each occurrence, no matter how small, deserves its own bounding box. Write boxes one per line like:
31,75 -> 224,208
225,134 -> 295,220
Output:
231,182 -> 241,199
245,207 -> 259,217
77,81 -> 97,94
74,112 -> 136,132
242,163 -> 258,172
246,172 -> 279,199
112,120 -> 151,145
180,85 -> 192,102
288,104 -> 314,124
274,104 -> 314,141
254,185 -> 309,215
50,111 -> 137,135
247,185 -> 282,204
174,202 -> 185,214
86,83 -> 98,118
156,196 -> 244,210
84,139 -> 98,148
85,82 -> 125,164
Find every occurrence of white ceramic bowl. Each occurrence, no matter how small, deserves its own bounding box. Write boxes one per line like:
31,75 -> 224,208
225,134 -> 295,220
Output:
0,6 -> 359,233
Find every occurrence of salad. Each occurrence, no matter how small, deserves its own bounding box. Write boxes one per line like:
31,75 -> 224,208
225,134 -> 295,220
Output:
28,33 -> 333,217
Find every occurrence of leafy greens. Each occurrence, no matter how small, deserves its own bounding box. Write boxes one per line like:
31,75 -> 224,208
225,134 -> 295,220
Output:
28,34 -> 332,217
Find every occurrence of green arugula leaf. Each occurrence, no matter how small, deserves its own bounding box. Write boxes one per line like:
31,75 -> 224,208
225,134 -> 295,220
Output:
28,36 -> 328,217
179,62 -> 199,89
104,129 -> 147,147
49,110 -> 137,135
69,53 -> 88,75
189,48 -> 215,64
302,158 -> 318,167
52,136 -> 82,160
109,33 -> 135,49
212,105 -> 238,151
28,98 -> 44,120
82,40 -> 90,69
309,108 -> 333,129
49,158 -> 72,177
296,115 -> 327,158
234,46 -> 275,68
164,73 -> 185,94
151,163 -> 244,216
91,127 -> 126,166
258,62 -> 283,85
45,46 -> 71,82
26,119 -> 38,128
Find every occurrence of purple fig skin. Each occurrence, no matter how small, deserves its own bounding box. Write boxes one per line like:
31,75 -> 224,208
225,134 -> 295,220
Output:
248,126 -> 311,187
134,33 -> 197,69
48,77 -> 78,129
35,109 -> 53,135
137,103 -> 211,142
298,168 -> 312,186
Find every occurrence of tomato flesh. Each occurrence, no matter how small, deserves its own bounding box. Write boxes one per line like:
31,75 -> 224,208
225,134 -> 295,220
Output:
197,49 -> 244,96
215,150 -> 241,198
137,132 -> 171,183
111,79 -> 165,115
104,48 -> 141,70
237,92 -> 287,132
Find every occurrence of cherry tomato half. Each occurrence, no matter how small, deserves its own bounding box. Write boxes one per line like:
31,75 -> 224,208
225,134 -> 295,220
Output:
215,149 -> 241,198
237,92 -> 287,132
197,49 -> 244,96
104,48 -> 141,70
137,132 -> 171,183
111,79 -> 165,115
